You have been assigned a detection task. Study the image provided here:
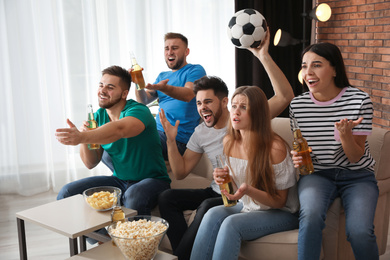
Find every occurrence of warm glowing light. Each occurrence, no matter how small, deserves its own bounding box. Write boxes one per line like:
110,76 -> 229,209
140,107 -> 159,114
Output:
298,70 -> 303,85
274,29 -> 282,46
315,3 -> 332,22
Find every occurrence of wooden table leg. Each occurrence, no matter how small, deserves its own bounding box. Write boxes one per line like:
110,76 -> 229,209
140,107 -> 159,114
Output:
69,238 -> 78,256
17,218 -> 27,260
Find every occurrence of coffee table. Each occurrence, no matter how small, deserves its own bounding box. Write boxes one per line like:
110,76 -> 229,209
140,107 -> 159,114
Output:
66,241 -> 178,260
16,194 -> 137,260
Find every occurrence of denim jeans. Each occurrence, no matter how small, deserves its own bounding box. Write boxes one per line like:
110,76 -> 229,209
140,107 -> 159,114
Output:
158,130 -> 187,161
297,168 -> 379,260
57,175 -> 170,215
190,202 -> 299,260
158,187 -> 222,260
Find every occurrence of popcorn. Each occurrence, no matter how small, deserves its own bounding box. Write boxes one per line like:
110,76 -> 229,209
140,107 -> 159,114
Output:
109,219 -> 168,260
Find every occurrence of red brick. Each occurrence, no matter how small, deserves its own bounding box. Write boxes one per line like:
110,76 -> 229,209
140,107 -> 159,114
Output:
348,66 -> 366,73
358,4 -> 375,12
350,40 -> 365,46
334,13 -> 351,20
335,40 -> 349,46
375,33 -> 390,40
377,17 -> 390,25
371,95 -> 382,103
356,33 -> 375,40
334,27 -> 350,33
384,69 -> 390,77
366,26 -> 384,33
356,73 -> 373,81
373,61 -> 390,69
383,98 -> 390,106
374,47 -> 390,54
365,53 -> 382,61
366,10 -> 384,19
349,27 -> 365,33
350,0 -> 366,5
365,40 -> 383,47
357,60 -> 373,67
344,59 -> 356,66
365,67 -> 383,75
350,53 -> 365,59
357,47 -> 375,53
372,89 -> 390,97
344,46 -> 358,53
374,2 -> 390,10
373,110 -> 382,118
342,33 -> 357,40
350,79 -> 364,87
357,19 -> 375,26
342,6 -> 359,13
373,75 -> 390,84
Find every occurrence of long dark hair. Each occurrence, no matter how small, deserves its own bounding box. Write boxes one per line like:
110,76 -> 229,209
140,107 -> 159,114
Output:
302,42 -> 350,89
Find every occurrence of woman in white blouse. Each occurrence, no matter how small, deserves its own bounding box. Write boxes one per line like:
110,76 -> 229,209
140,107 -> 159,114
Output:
190,86 -> 299,260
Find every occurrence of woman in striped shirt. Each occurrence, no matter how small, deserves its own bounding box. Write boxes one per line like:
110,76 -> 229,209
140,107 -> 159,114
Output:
290,42 -> 379,260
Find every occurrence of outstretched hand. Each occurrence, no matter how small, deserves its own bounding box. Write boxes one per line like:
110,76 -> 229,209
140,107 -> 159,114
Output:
159,108 -> 179,142
335,117 -> 363,136
55,119 -> 82,146
145,79 -> 169,91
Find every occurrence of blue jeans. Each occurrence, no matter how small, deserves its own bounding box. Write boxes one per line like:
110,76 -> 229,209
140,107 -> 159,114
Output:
57,175 -> 170,215
298,168 -> 379,260
190,202 -> 299,260
158,130 -> 187,161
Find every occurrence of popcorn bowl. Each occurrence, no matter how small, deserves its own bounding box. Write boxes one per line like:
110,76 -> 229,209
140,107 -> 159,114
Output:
83,186 -> 121,211
108,215 -> 169,260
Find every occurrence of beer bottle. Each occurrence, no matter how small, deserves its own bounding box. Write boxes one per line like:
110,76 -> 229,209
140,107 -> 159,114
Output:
216,155 -> 237,207
292,118 -> 314,175
87,104 -> 100,150
130,52 -> 146,90
111,206 -> 125,223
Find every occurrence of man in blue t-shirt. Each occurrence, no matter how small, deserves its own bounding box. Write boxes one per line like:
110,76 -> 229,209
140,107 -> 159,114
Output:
135,32 -> 206,161
55,66 -> 170,218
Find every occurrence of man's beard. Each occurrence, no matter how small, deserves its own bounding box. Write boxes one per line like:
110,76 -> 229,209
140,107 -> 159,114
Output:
167,56 -> 185,70
205,106 -> 223,128
98,95 -> 122,109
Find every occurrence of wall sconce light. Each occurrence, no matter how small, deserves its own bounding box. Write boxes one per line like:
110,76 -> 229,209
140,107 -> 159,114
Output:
274,2 -> 332,48
274,29 -> 303,47
308,3 -> 332,22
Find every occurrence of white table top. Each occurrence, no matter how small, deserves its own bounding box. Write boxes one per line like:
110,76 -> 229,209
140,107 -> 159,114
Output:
66,241 -> 178,260
16,194 -> 137,239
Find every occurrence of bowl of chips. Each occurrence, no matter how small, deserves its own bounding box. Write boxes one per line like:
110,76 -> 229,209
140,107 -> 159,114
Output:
108,215 -> 169,260
83,186 -> 121,211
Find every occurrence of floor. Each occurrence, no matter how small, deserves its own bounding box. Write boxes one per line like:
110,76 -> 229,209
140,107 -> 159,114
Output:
1,190 -> 390,260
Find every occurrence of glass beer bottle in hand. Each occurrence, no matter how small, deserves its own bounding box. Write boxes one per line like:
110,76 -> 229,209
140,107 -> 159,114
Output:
87,104 -> 100,150
292,118 -> 314,175
216,155 -> 237,207
130,52 -> 146,90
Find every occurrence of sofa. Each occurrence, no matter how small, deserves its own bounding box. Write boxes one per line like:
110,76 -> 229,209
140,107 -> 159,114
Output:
155,117 -> 390,260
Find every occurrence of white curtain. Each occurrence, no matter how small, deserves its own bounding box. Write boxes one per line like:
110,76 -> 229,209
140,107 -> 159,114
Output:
0,0 -> 235,196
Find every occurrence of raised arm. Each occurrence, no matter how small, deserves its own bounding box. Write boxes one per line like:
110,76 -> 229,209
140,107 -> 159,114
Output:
248,29 -> 294,119
159,109 -> 202,179
56,117 -> 145,168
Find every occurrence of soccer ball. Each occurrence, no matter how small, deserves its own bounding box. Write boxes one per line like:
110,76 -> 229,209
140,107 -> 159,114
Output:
227,9 -> 267,49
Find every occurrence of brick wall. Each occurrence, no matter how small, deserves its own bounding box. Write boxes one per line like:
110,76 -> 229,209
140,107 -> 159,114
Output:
316,0 -> 390,129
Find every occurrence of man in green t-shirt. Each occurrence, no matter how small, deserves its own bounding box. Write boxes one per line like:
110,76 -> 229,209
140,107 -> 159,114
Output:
56,66 -> 170,217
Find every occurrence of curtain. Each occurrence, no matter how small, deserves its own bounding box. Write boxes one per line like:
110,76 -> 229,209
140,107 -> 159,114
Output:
0,0 -> 234,196
234,0 -> 310,117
